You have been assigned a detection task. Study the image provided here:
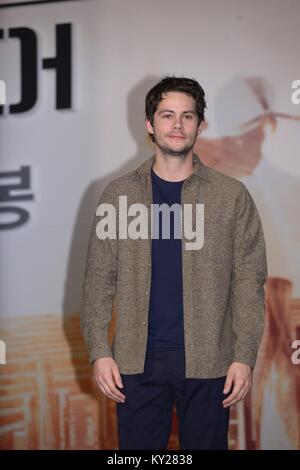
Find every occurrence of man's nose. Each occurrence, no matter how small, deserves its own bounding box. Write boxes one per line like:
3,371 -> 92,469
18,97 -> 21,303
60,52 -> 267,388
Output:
173,117 -> 182,129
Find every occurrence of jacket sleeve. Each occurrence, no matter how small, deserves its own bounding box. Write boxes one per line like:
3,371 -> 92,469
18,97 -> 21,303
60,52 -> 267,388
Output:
80,183 -> 117,364
231,182 -> 268,369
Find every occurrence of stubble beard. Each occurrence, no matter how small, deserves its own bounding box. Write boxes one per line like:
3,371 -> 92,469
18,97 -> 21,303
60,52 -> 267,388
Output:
154,136 -> 196,159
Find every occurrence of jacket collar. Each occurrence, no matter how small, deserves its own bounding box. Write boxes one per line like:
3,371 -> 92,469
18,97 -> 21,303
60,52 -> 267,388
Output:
137,153 -> 208,180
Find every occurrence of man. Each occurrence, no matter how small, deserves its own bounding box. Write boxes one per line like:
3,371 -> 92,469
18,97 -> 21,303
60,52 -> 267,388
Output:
80,76 -> 268,450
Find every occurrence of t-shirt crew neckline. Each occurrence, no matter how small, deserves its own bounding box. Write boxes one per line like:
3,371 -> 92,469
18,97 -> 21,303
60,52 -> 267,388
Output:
151,166 -> 187,184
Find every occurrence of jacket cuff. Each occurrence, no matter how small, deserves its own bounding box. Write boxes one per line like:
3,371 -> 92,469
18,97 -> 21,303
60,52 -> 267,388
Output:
233,352 -> 257,370
89,344 -> 113,364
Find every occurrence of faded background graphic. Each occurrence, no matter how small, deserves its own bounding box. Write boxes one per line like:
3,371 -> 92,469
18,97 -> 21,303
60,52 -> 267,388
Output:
0,0 -> 300,450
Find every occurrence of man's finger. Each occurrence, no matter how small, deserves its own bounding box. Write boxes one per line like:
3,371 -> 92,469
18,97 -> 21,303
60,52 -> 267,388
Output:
96,366 -> 126,401
112,365 -> 124,390
98,378 -> 125,402
223,379 -> 250,407
239,381 -> 252,401
96,379 -> 114,400
106,376 -> 126,401
223,374 -> 233,394
95,370 -> 125,402
222,380 -> 243,407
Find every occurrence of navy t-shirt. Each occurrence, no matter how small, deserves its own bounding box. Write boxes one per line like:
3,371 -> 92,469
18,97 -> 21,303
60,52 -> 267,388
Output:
146,166 -> 186,351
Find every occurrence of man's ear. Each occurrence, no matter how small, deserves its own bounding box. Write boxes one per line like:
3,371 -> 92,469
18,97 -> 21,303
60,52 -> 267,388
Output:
145,118 -> 154,136
197,120 -> 208,136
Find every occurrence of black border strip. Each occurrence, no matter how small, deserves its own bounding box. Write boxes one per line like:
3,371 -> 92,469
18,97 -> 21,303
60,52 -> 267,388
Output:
0,0 -> 84,9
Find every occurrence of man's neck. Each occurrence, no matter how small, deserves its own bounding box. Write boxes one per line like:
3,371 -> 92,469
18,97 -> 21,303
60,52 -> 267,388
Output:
152,151 -> 195,182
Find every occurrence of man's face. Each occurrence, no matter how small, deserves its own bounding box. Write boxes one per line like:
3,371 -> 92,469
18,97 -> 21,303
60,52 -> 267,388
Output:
146,91 -> 203,157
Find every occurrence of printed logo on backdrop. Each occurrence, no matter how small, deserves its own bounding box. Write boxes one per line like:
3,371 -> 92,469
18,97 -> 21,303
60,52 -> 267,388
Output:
291,80 -> 300,104
0,339 -> 6,365
0,0 -> 51,6
0,79 -> 5,105
0,21 -> 72,229
0,0 -> 82,8
0,23 -> 72,114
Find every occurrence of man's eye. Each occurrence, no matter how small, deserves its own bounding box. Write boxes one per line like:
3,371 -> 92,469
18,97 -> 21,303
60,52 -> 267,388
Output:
184,115 -> 193,119
162,114 -> 172,118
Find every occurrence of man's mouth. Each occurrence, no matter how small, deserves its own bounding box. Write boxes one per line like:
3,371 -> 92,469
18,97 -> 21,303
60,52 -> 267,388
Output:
168,135 -> 186,139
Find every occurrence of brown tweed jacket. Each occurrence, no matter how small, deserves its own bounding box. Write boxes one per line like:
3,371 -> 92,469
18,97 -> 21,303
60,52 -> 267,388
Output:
80,153 -> 268,378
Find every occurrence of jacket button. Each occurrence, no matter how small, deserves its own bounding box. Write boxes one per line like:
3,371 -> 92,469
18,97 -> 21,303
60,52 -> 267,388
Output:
142,321 -> 148,326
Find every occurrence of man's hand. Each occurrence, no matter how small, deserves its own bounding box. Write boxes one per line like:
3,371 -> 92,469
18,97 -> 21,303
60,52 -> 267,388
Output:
222,362 -> 252,408
93,357 -> 126,404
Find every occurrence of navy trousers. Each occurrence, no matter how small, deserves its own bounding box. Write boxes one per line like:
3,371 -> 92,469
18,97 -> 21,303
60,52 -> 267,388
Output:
116,348 -> 231,450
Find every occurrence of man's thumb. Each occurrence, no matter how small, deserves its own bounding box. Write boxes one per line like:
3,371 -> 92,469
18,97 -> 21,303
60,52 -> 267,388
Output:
112,367 -> 123,388
223,375 -> 232,394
